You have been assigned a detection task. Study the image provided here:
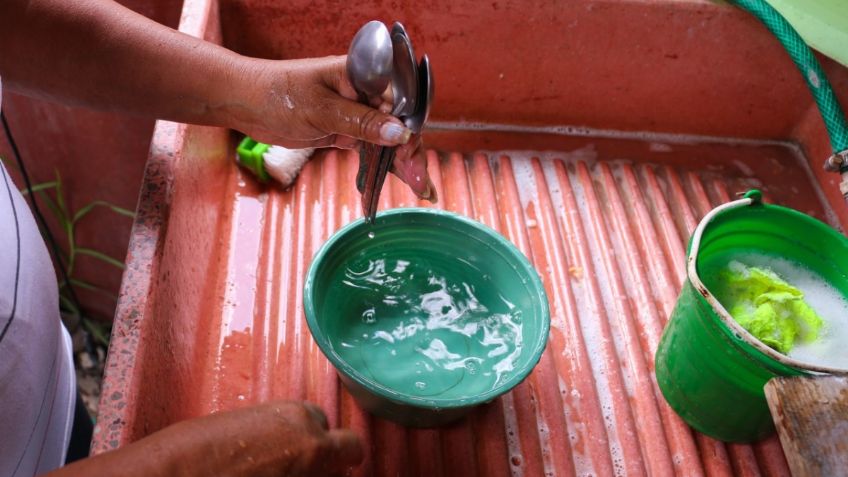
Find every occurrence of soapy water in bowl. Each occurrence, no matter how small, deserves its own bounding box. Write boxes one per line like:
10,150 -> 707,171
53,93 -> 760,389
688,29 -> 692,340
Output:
327,256 -> 524,399
718,254 -> 848,370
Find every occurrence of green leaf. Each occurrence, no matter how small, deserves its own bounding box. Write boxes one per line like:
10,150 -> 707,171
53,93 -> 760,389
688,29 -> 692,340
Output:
73,201 -> 101,224
19,181 -> 59,197
68,278 -> 119,301
73,200 -> 135,223
82,318 -> 112,347
59,294 -> 81,318
75,247 -> 125,270
54,169 -> 69,217
40,228 -> 70,264
36,189 -> 63,223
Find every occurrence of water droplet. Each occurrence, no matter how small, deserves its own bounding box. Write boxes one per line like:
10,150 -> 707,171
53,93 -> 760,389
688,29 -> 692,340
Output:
367,231 -> 375,239
237,394 -> 245,401
465,361 -> 479,375
415,381 -> 427,389
361,307 -> 376,324
513,310 -> 523,323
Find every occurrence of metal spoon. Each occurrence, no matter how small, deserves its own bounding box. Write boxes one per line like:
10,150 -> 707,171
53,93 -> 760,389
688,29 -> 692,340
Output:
390,22 -> 418,118
346,21 -> 393,101
362,24 -> 419,221
364,55 -> 433,222
346,21 -> 393,194
405,54 -> 433,134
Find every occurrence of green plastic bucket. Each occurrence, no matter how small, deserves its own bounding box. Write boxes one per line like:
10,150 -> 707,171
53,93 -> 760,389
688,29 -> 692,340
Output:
304,208 -> 550,427
655,190 -> 848,443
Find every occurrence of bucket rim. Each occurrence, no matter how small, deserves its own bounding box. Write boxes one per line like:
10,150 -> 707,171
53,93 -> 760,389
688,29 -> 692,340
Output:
688,193 -> 848,376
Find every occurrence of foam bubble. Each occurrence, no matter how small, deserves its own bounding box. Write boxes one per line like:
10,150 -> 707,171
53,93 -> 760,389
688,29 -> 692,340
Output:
729,254 -> 848,370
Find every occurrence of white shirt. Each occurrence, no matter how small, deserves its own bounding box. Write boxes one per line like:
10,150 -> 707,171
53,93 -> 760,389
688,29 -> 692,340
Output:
0,77 -> 77,476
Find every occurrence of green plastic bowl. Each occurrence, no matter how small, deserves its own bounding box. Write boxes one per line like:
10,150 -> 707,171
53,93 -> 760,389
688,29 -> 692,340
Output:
304,208 -> 550,427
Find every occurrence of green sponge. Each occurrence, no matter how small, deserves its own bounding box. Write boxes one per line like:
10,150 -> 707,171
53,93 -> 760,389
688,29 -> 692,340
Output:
717,261 -> 823,354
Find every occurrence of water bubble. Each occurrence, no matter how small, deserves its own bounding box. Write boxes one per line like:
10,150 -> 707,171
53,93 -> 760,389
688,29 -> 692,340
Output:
361,307 -> 376,324
237,394 -> 245,401
367,231 -> 375,239
335,258 -> 527,399
513,310 -> 523,323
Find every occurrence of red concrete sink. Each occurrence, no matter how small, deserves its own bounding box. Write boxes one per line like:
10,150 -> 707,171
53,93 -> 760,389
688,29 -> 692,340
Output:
94,0 -> 848,475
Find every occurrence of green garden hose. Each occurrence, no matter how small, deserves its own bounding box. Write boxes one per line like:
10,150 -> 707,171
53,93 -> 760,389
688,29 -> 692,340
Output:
728,0 -> 848,172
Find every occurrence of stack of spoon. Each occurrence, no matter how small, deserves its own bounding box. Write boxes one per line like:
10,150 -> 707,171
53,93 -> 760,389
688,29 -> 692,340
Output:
347,20 -> 433,223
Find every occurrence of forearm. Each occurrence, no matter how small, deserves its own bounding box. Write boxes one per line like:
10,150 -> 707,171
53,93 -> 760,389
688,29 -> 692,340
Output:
46,419 -> 270,477
0,0 -> 420,156
43,402 -> 362,477
44,430 -> 185,477
0,0 -> 259,127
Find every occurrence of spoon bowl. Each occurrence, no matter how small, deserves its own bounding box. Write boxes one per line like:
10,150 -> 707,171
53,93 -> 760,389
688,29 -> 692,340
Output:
390,22 -> 418,118
405,55 -> 433,134
346,21 -> 393,99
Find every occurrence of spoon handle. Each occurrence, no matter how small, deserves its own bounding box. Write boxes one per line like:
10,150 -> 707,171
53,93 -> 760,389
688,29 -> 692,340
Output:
354,91 -> 372,194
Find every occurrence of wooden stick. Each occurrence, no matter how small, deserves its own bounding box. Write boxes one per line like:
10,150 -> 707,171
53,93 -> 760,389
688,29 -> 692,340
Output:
764,376 -> 848,477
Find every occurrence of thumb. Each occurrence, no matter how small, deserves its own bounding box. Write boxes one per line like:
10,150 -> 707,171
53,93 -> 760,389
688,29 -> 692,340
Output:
319,96 -> 413,146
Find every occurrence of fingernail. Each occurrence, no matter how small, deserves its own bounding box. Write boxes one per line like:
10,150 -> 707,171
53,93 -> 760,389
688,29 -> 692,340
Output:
380,122 -> 412,145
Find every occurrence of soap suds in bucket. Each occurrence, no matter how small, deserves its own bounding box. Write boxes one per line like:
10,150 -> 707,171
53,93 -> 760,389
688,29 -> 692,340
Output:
721,254 -> 848,370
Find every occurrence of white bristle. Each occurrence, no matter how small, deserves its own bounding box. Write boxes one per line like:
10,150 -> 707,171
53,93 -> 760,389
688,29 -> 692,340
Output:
262,145 -> 314,188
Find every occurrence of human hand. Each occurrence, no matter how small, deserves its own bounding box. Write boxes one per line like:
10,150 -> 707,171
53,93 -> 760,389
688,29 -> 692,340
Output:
46,401 -> 362,477
240,55 -> 435,201
169,400 -> 362,477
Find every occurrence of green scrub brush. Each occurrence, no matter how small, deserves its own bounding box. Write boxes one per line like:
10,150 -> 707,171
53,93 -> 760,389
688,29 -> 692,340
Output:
236,137 -> 314,187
